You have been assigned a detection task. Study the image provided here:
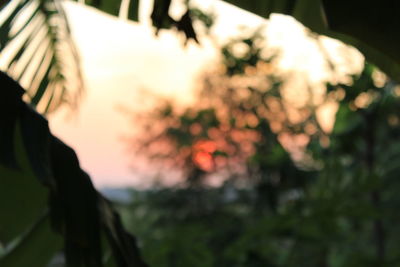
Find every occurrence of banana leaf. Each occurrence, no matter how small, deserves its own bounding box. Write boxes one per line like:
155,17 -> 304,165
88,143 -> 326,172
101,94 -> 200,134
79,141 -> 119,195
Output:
0,71 -> 148,266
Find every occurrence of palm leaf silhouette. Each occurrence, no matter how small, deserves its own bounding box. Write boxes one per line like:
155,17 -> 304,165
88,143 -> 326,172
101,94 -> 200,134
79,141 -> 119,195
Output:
0,0 -> 84,113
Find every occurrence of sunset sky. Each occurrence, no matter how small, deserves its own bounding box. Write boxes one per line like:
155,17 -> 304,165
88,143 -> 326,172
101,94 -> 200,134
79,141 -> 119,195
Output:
48,1 -> 364,188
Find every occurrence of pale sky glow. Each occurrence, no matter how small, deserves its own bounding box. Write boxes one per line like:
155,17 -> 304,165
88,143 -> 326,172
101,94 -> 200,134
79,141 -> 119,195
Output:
48,1 -> 364,188
50,2 -> 218,188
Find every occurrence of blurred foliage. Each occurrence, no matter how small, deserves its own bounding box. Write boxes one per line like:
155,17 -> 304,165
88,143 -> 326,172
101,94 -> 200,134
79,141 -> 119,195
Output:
2,0 -> 400,266
123,30 -> 400,266
133,30 -> 320,188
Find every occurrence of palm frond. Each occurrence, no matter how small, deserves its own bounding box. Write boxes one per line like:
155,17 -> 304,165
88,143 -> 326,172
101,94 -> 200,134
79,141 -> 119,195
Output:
0,0 -> 83,113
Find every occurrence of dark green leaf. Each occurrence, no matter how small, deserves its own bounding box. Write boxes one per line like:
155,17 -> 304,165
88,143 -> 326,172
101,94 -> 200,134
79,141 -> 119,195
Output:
85,0 -> 122,17
127,0 -> 139,21
0,212 -> 62,267
0,71 -> 24,169
0,125 -> 48,244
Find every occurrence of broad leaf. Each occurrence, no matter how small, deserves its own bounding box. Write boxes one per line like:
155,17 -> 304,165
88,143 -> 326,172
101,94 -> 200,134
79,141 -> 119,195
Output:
0,213 -> 63,267
0,71 -> 148,266
0,123 -> 48,245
